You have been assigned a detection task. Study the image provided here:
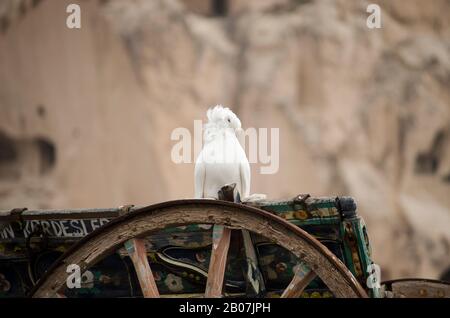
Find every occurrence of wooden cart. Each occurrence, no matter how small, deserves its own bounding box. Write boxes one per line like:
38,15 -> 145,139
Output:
0,186 -> 448,298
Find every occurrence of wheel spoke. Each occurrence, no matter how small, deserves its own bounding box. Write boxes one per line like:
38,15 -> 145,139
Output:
241,229 -> 265,296
281,264 -> 317,298
124,238 -> 160,298
205,225 -> 231,298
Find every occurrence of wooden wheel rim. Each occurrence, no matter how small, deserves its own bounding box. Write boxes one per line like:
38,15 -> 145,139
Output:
30,199 -> 368,298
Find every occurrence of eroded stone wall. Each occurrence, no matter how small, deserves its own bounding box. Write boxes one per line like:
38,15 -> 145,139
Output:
0,0 -> 449,280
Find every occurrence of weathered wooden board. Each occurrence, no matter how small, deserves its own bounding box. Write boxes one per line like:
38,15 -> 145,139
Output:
205,225 -> 232,297
382,279 -> 450,298
281,264 -> 317,298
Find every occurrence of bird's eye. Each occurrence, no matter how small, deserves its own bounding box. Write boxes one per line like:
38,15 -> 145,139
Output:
227,118 -> 231,123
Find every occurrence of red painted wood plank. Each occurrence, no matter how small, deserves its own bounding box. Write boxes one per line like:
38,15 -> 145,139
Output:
125,238 -> 160,298
205,225 -> 231,298
281,264 -> 316,298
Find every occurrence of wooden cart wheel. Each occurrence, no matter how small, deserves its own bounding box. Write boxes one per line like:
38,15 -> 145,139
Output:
30,199 -> 368,298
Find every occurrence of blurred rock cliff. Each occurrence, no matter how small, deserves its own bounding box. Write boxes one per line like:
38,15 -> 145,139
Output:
0,0 -> 449,280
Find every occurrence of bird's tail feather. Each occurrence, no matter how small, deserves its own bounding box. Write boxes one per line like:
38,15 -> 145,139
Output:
241,193 -> 267,203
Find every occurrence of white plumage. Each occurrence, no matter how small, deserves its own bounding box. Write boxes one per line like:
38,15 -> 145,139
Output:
195,105 -> 250,199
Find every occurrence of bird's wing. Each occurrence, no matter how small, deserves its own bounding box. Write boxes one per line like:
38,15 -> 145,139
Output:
240,159 -> 251,199
194,159 -> 206,199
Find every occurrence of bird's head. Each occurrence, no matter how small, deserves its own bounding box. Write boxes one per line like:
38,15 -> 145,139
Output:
206,105 -> 242,133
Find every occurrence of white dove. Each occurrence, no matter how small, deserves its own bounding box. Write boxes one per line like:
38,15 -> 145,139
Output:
195,105 -> 250,199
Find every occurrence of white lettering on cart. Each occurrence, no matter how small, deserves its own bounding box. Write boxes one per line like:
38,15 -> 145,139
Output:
0,224 -> 15,239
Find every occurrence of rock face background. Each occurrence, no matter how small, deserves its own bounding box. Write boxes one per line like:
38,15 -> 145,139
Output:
0,0 -> 449,281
